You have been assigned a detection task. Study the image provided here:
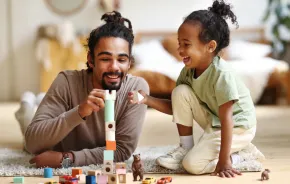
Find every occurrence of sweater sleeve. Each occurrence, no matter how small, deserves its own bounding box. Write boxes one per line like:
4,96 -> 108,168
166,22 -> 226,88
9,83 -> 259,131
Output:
72,78 -> 149,166
25,72 -> 85,154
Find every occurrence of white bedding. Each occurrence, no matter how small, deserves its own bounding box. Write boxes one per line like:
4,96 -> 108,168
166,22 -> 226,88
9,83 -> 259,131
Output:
133,40 -> 289,104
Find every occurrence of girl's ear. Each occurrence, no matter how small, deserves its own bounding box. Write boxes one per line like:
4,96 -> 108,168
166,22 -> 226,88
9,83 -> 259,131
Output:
207,40 -> 217,53
87,51 -> 94,68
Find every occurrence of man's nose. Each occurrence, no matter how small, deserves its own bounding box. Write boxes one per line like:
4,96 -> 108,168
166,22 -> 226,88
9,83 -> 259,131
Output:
109,60 -> 120,71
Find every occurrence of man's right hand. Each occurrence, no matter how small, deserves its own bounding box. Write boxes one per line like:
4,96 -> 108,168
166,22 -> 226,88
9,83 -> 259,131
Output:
78,89 -> 106,118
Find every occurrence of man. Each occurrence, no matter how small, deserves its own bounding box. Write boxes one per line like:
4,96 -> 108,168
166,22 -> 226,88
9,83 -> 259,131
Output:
22,11 -> 149,168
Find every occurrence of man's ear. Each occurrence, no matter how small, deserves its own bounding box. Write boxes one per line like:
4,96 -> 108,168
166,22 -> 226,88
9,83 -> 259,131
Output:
207,40 -> 217,53
87,51 -> 94,67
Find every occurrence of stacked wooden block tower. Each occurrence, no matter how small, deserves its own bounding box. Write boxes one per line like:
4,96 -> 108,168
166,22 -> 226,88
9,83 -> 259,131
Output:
101,90 -> 127,184
59,90 -> 127,184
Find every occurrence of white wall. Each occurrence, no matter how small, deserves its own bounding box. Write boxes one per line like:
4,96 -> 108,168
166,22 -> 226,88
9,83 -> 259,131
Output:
0,0 -> 268,101
0,0 -> 10,101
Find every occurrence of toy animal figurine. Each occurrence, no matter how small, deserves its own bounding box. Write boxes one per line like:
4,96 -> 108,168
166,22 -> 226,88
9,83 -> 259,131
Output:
131,154 -> 144,181
261,169 -> 270,181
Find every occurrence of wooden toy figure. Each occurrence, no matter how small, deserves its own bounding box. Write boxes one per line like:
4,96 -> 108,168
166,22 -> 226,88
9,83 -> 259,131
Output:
261,169 -> 270,181
132,154 -> 144,181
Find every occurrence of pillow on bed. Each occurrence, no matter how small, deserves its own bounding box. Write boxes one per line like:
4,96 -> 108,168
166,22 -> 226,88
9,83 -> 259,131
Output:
227,40 -> 272,60
133,39 -> 177,67
162,35 -> 183,61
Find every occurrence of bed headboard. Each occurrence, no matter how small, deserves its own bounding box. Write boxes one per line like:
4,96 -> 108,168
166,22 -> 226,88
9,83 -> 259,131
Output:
134,27 -> 270,44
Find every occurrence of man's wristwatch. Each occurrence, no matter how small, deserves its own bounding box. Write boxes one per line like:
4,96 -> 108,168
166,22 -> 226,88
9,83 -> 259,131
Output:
61,152 -> 74,168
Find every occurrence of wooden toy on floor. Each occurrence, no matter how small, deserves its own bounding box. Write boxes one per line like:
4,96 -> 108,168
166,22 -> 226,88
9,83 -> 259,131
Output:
261,169 -> 270,181
132,154 -> 144,181
86,175 -> 96,184
44,167 -> 53,178
72,168 -> 82,177
13,176 -> 24,183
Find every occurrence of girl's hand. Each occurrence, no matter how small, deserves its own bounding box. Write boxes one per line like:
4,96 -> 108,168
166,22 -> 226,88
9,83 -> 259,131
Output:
211,158 -> 241,178
128,90 -> 148,104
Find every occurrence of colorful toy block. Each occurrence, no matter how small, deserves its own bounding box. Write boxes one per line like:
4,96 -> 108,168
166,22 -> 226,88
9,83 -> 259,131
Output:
108,174 -> 119,184
115,162 -> 126,169
105,121 -> 116,131
44,167 -> 53,178
103,164 -> 114,174
118,174 -> 126,184
76,174 -> 86,183
98,174 -> 108,184
116,168 -> 126,174
44,181 -> 58,184
13,176 -> 24,183
87,169 -> 102,176
106,140 -> 116,150
85,175 -> 96,184
105,100 -> 115,122
133,91 -> 144,103
72,168 -> 82,177
104,150 -> 114,160
106,130 -> 116,141
104,160 -> 114,166
105,90 -> 116,100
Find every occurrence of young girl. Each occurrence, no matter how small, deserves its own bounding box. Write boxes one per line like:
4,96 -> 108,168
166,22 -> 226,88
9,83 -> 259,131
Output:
129,0 -> 265,178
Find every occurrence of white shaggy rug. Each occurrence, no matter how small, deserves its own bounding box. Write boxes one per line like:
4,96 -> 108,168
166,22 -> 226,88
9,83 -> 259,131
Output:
0,145 -> 262,176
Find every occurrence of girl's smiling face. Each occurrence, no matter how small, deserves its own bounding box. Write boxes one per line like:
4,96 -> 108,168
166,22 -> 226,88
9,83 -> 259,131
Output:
177,22 -> 215,70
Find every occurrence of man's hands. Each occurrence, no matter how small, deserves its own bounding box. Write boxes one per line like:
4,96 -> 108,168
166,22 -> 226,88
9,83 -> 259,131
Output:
78,89 -> 106,118
211,157 -> 241,178
29,151 -> 63,168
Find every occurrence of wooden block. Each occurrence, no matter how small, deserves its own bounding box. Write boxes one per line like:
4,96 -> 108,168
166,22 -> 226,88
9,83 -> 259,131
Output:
86,175 -> 96,184
104,150 -> 114,160
133,91 -> 144,103
115,162 -> 126,169
105,121 -> 116,131
104,160 -> 114,166
106,140 -> 116,150
103,164 -> 114,174
71,168 -> 82,177
108,174 -> 119,184
87,170 -> 102,176
116,168 -> 126,174
118,174 -> 127,184
76,174 -> 86,183
106,130 -> 115,141
98,175 -> 108,184
13,176 -> 24,183
105,90 -> 116,100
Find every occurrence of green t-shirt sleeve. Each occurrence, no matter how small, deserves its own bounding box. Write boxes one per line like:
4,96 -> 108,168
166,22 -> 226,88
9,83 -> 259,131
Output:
214,71 -> 239,106
176,67 -> 186,86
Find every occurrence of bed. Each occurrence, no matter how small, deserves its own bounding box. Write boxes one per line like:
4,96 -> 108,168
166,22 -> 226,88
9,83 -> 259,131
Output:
129,27 -> 290,105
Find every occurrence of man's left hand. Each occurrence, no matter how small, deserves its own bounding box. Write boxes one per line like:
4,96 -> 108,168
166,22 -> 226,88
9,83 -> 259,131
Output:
29,151 -> 63,168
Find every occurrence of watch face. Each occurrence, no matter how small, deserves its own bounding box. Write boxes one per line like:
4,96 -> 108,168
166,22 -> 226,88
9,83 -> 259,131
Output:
61,157 -> 72,168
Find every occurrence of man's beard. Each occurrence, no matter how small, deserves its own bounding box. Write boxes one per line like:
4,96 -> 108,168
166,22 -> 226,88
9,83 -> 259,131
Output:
101,71 -> 124,91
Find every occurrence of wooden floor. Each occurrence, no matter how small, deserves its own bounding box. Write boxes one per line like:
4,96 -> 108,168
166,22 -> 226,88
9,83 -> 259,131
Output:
0,103 -> 290,184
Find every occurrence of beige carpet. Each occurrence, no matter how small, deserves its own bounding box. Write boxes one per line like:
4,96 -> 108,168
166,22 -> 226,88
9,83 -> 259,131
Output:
0,103 -> 290,183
